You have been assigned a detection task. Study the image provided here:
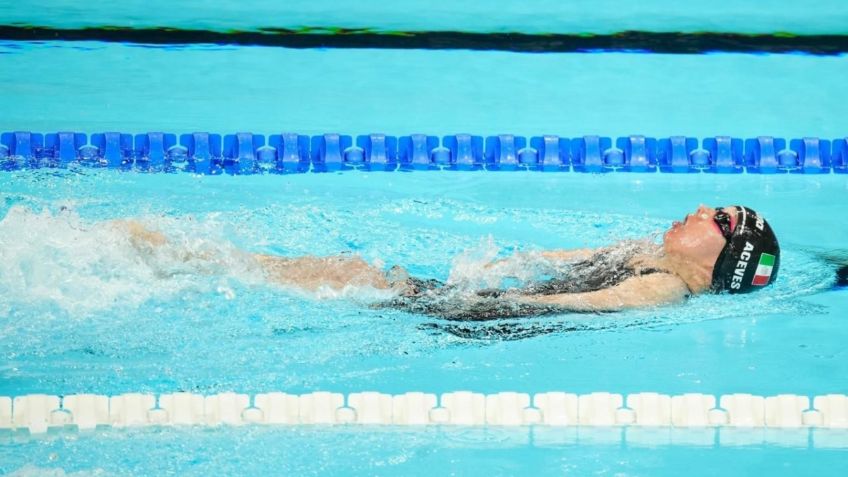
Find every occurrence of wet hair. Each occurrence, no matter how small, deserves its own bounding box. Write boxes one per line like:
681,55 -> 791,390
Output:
711,206 -> 780,294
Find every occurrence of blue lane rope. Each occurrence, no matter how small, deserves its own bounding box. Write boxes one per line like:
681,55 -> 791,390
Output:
1,131 -> 846,174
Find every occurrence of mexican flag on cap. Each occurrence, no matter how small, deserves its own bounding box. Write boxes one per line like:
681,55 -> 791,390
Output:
752,253 -> 776,286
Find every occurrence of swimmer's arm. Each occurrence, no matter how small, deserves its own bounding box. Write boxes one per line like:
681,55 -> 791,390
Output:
538,249 -> 594,262
254,254 -> 392,291
519,273 -> 689,312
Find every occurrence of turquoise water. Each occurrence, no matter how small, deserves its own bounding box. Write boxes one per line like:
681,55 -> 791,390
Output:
4,0 -> 848,34
1,43 -> 847,138
3,427 -> 848,476
0,170 -> 846,475
0,170 -> 845,395
1,39 -> 848,476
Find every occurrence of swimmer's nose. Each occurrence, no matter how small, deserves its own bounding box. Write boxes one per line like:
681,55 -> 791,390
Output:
695,204 -> 714,220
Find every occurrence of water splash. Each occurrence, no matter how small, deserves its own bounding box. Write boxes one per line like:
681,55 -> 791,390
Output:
0,206 -> 258,316
446,236 -> 524,289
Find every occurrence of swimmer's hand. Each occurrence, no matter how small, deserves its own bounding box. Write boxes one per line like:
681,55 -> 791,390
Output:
110,220 -> 216,263
517,273 -> 689,312
110,220 -> 168,248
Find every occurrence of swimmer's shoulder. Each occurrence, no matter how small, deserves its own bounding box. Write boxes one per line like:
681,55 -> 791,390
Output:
625,272 -> 691,300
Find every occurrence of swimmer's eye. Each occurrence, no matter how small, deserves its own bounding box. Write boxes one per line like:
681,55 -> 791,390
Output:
713,208 -> 733,240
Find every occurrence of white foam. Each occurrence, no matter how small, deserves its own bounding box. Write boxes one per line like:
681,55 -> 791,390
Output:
0,206 -> 259,316
304,283 -> 400,302
445,236 -> 571,291
6,465 -> 109,477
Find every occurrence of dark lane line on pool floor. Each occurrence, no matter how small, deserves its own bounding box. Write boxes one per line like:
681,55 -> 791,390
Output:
1,25 -> 848,55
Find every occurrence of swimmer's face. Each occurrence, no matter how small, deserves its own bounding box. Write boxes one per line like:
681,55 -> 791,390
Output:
663,205 -> 736,267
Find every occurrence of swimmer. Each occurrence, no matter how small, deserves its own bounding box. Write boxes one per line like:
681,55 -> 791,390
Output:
116,204 -> 783,320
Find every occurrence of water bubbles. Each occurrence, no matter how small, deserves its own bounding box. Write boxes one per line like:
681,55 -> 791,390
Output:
216,284 -> 236,300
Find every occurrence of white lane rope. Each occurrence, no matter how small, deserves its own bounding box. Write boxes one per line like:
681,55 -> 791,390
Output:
2,391 -> 847,436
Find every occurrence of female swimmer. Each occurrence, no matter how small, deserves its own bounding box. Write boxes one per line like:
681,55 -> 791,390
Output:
118,204 -> 782,320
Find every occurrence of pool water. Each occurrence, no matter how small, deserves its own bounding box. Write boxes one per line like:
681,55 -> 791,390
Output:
2,42 -> 847,138
1,14 -> 848,477
0,169 -> 846,475
5,0 -> 848,34
4,426 -> 848,476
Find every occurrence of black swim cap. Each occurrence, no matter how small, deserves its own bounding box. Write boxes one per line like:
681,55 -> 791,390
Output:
711,206 -> 780,294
